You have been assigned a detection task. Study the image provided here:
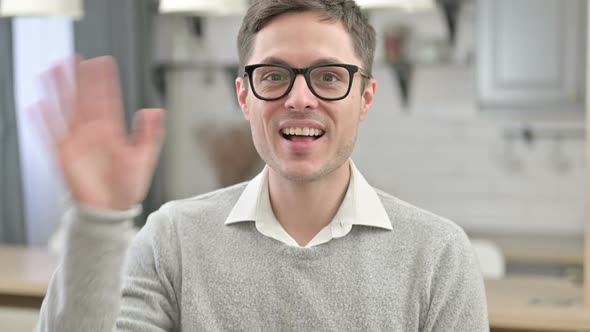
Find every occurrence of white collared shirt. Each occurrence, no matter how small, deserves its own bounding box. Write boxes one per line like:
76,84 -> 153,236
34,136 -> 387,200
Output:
225,160 -> 392,248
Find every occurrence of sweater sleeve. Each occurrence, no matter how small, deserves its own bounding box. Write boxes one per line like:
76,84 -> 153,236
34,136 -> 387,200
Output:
36,205 -> 181,332
422,229 -> 490,332
116,205 -> 181,331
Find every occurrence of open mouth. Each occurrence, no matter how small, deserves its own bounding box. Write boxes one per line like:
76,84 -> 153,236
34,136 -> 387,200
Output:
280,127 -> 325,141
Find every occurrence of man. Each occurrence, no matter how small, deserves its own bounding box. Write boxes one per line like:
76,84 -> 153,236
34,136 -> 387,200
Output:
36,0 -> 489,331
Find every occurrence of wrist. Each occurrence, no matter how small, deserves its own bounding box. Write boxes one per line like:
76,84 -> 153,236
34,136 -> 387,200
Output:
76,203 -> 143,223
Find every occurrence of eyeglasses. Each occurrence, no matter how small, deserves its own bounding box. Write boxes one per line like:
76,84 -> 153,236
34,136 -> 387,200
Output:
243,63 -> 371,101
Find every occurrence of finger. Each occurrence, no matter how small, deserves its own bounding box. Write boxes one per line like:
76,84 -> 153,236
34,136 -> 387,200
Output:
77,56 -> 126,135
25,101 -> 67,176
55,55 -> 82,128
40,56 -> 79,131
26,101 -> 51,144
131,108 -> 166,161
28,99 -> 68,147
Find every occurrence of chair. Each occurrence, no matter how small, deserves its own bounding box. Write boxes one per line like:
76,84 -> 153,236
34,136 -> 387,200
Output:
470,238 -> 506,279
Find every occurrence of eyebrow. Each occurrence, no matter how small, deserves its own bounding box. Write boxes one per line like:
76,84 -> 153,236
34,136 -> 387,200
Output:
258,56 -> 345,67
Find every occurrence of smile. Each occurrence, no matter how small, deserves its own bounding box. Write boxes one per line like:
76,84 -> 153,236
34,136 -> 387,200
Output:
280,127 -> 325,141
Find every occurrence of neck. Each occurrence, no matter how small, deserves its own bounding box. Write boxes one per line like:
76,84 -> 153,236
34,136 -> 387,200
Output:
267,160 -> 351,246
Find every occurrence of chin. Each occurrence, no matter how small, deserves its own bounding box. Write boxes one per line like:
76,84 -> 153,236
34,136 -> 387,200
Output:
279,170 -> 324,183
262,145 -> 353,183
264,157 -> 318,182
275,159 -> 345,184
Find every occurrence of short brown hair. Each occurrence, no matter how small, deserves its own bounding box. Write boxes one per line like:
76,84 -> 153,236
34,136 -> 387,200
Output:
237,0 -> 376,76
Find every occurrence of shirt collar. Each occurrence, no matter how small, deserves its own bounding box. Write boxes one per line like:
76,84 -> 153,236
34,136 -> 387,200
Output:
224,160 -> 392,231
224,168 -> 264,223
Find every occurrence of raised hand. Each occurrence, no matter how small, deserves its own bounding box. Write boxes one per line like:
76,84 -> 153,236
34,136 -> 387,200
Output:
39,56 -> 165,211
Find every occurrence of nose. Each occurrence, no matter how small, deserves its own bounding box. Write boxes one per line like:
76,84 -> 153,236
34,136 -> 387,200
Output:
284,74 -> 319,112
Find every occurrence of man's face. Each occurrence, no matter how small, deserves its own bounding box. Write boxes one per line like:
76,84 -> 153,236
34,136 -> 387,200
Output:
236,11 -> 376,183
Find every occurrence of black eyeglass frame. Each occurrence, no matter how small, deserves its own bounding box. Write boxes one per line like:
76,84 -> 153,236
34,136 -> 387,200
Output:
243,63 -> 371,101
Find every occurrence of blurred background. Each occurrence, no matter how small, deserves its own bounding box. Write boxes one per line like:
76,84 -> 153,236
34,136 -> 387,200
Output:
0,0 -> 588,331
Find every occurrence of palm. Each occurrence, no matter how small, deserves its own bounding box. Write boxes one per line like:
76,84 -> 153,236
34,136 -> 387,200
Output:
42,56 -> 165,210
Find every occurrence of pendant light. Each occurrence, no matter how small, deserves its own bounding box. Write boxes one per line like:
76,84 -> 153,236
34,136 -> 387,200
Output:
159,0 -> 248,16
0,0 -> 83,18
355,0 -> 435,12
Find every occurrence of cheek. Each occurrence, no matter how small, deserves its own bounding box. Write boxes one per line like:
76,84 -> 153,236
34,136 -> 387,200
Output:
338,120 -> 358,141
250,117 -> 267,142
247,104 -> 275,139
329,101 -> 361,130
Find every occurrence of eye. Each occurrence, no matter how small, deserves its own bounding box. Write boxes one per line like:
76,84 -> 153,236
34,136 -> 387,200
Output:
312,68 -> 345,83
320,73 -> 338,82
262,72 -> 286,81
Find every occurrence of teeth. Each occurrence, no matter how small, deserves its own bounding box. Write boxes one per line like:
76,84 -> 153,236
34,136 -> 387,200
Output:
282,127 -> 324,137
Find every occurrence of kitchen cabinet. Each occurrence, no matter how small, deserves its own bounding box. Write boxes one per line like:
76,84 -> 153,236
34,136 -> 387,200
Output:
477,0 -> 586,110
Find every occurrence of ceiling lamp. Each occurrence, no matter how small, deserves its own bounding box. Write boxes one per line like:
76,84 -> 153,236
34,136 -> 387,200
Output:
355,0 -> 435,12
0,0 -> 83,18
159,0 -> 248,16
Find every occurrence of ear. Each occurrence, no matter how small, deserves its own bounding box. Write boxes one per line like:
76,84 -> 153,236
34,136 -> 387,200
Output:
236,77 -> 250,120
359,78 -> 377,122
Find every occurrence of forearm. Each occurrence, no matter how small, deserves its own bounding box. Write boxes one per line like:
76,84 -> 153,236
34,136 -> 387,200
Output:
36,206 -> 140,332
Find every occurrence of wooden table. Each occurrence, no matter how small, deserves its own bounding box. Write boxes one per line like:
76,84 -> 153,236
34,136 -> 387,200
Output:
0,245 -> 58,308
486,276 -> 590,332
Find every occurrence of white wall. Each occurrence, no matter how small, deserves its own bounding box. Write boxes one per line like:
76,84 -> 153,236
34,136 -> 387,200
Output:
156,9 -> 586,236
154,16 -> 247,199
13,18 -> 73,245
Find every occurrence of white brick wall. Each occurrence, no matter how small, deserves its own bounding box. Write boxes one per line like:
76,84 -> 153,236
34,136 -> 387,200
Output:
354,63 -> 585,236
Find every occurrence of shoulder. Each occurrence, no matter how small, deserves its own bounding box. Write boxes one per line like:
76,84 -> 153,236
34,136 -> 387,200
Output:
372,189 -> 482,291
374,188 -> 469,247
140,182 -> 249,237
159,182 -> 248,219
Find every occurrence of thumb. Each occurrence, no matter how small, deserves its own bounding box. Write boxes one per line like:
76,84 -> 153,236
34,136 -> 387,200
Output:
131,108 -> 166,154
